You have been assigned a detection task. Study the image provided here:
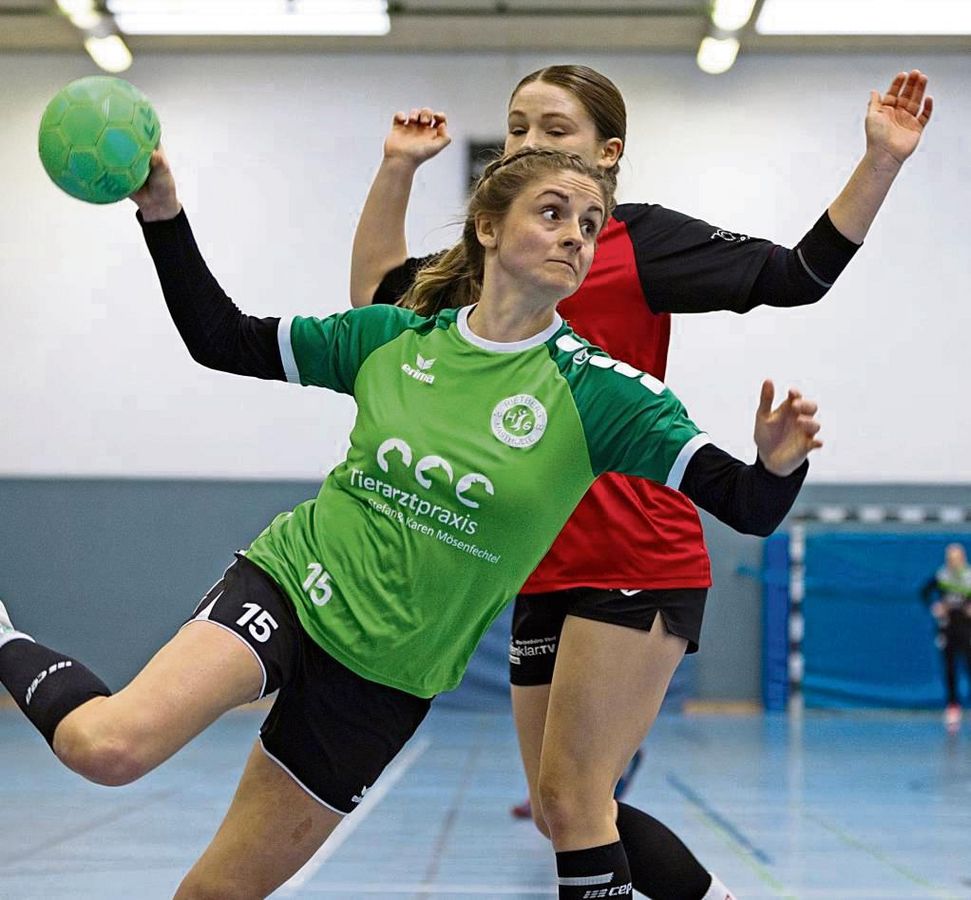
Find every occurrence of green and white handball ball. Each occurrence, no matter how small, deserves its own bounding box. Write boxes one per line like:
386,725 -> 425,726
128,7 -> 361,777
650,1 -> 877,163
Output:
38,75 -> 161,204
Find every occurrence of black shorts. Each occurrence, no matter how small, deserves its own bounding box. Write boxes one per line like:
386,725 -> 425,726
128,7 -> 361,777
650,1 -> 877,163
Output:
508,586 -> 707,687
185,554 -> 431,815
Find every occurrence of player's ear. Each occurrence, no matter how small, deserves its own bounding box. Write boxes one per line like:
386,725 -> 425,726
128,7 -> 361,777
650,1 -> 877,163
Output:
475,212 -> 499,249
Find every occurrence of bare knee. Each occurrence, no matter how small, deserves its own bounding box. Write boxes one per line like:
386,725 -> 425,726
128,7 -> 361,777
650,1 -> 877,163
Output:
54,719 -> 149,786
537,768 -> 613,840
530,802 -> 552,839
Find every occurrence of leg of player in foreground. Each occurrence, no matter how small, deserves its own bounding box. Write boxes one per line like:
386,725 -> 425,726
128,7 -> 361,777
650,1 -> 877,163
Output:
533,615 -> 733,900
0,601 -> 342,896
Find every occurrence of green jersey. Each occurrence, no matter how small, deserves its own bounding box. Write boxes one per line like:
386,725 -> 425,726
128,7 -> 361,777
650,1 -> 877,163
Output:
245,304 -> 707,697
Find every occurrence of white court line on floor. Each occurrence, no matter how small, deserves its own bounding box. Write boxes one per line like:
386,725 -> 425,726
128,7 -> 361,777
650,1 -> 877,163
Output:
277,736 -> 432,894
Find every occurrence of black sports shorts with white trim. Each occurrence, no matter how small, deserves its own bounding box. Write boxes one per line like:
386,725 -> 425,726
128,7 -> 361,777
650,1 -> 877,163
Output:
185,554 -> 431,815
508,586 -> 708,687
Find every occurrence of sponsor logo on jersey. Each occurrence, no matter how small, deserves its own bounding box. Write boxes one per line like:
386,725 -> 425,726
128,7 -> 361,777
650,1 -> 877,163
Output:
619,589 -> 641,597
350,437 -> 496,537
710,229 -> 749,243
572,348 -> 591,366
401,353 -> 436,384
491,394 -> 547,448
351,784 -> 370,804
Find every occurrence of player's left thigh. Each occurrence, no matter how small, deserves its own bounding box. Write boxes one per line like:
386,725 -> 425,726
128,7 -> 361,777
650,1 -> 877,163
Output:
175,740 -> 343,900
542,612 -> 687,791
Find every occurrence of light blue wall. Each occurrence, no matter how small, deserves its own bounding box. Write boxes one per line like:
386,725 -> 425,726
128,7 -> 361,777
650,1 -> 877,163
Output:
6,478 -> 971,705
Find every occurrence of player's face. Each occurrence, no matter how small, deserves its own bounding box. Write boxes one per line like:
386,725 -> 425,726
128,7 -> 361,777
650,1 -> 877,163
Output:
485,170 -> 606,302
946,544 -> 967,569
506,82 -> 621,171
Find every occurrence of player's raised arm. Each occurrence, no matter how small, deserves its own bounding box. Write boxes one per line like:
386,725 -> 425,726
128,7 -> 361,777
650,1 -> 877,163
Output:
133,148 -> 285,380
349,108 -> 450,308
827,69 -> 933,244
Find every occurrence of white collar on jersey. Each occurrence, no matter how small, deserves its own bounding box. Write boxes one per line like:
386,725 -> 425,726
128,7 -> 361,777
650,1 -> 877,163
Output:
456,305 -> 564,353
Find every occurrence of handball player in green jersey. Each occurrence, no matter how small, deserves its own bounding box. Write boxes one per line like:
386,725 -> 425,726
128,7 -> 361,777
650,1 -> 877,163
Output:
1,146 -> 820,898
352,63 -> 933,899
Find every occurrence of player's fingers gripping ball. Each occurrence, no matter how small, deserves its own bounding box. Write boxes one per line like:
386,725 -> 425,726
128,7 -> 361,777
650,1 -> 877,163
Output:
38,76 -> 161,204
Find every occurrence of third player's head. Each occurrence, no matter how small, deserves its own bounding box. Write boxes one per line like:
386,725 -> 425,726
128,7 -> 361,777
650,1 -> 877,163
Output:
505,65 -> 626,190
946,543 -> 967,571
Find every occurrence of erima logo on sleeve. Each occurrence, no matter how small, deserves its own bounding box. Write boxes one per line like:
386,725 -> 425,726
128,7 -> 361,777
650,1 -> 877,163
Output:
401,354 -> 436,384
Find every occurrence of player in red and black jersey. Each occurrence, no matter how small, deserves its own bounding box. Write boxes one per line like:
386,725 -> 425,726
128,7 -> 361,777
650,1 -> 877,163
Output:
350,64 -> 932,900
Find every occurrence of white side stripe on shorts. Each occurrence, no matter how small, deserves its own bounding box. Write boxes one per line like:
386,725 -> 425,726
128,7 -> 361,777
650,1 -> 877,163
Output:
558,872 -> 614,886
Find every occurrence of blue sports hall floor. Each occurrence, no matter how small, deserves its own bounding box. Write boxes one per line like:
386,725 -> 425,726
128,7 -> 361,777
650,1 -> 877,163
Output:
1,706 -> 970,898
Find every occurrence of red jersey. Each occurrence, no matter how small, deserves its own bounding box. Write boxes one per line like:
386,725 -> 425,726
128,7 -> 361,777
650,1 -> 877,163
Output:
377,201 -> 836,592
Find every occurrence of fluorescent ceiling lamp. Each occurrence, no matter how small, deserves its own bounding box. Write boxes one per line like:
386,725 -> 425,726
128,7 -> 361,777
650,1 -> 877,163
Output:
710,0 -> 757,32
56,0 -> 103,30
757,0 -> 971,35
84,34 -> 133,72
696,35 -> 740,74
107,0 -> 390,35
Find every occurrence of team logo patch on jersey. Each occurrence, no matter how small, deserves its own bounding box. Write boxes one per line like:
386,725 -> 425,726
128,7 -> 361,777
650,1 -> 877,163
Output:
491,394 -> 547,448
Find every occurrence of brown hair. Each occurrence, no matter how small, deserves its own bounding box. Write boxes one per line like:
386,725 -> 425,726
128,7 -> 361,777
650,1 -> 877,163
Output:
511,64 -> 627,189
400,148 -> 614,318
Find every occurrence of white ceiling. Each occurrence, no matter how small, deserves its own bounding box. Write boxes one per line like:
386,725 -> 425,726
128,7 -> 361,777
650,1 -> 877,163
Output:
1,0 -> 968,53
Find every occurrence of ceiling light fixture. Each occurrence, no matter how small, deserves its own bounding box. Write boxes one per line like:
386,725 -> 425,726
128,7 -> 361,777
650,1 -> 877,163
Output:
83,33 -> 134,72
57,0 -> 134,73
710,0 -> 757,32
106,0 -> 390,36
696,35 -> 740,75
757,0 -> 971,35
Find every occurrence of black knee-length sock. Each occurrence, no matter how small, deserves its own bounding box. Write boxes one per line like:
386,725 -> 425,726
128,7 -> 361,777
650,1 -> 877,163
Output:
616,801 -> 714,900
0,637 -> 111,747
555,840 -> 632,899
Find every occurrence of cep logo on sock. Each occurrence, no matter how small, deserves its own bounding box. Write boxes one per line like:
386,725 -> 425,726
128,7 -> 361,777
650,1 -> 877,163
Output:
582,887 -> 633,899
25,660 -> 73,706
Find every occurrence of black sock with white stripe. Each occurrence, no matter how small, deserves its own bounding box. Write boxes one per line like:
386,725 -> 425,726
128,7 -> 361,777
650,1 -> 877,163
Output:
0,638 -> 111,748
555,841 -> 632,899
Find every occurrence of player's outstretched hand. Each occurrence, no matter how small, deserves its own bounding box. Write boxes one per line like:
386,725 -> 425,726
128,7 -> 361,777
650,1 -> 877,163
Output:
754,380 -> 823,477
130,146 -> 182,222
866,69 -> 933,165
384,107 -> 451,169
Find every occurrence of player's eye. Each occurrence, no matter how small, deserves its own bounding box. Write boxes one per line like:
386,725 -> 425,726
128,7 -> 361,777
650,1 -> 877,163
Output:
541,207 -> 559,221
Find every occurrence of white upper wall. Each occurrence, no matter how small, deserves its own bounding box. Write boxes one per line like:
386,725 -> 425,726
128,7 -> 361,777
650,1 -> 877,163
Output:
1,51 -> 967,481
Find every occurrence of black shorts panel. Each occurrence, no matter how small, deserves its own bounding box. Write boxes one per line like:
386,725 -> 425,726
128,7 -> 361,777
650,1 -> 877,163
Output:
186,555 -> 432,815
509,586 -> 707,686
259,637 -> 431,815
185,553 -> 300,698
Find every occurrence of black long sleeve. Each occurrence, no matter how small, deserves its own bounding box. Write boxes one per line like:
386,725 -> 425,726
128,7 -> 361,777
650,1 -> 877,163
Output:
743,211 -> 861,311
138,209 -> 285,380
680,444 -> 808,537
